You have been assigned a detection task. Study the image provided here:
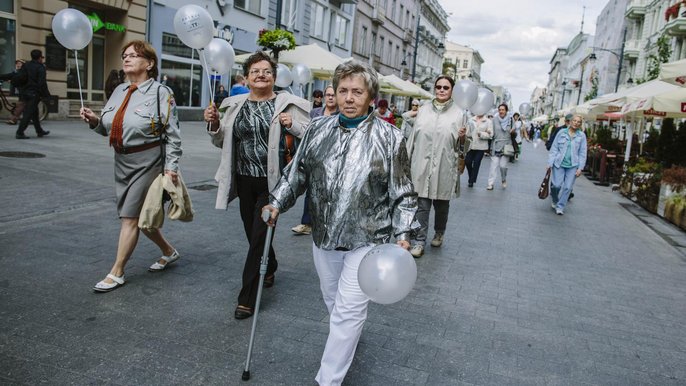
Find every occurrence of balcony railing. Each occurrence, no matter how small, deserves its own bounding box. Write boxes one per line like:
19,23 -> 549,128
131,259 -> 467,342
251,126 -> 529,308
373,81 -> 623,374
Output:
372,6 -> 385,25
623,39 -> 641,58
625,0 -> 647,19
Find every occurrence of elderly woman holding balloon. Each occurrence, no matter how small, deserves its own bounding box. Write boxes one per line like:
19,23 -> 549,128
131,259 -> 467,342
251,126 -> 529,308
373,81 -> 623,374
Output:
262,59 -> 417,385
487,103 -> 516,190
204,51 -> 311,320
406,75 -> 468,258
80,40 -> 183,292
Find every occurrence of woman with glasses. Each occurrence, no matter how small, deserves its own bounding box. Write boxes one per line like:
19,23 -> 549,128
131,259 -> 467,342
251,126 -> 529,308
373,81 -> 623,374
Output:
406,75 -> 466,258
204,51 -> 311,319
80,40 -> 182,292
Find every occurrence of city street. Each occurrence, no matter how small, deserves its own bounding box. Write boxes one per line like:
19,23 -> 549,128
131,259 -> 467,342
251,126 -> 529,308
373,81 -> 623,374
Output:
1,120 -> 685,385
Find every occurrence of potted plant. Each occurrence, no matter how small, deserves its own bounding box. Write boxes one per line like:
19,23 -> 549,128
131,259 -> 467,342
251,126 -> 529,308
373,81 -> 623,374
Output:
664,194 -> 686,229
658,165 -> 686,217
257,29 -> 296,61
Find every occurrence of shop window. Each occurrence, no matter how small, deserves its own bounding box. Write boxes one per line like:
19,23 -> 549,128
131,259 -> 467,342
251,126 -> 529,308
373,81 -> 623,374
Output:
0,17 -> 16,86
161,60 -> 202,107
67,49 -> 89,100
0,0 -> 13,13
162,33 -> 194,59
235,0 -> 261,15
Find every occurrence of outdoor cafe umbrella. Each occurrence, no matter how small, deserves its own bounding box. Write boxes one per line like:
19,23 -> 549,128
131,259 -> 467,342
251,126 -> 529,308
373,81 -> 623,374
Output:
659,58 -> 686,86
234,44 -> 345,79
380,74 -> 432,99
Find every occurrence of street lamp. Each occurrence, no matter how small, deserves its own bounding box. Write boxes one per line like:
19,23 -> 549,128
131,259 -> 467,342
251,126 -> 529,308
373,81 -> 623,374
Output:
588,27 -> 628,92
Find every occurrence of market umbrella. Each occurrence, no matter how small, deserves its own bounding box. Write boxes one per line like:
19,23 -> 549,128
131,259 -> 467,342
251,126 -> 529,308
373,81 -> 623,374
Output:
235,44 -> 345,79
659,58 -> 686,86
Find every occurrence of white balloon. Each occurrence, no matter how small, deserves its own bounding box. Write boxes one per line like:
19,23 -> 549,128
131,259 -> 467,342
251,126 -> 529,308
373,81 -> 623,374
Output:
518,102 -> 532,116
291,63 -> 312,85
358,244 -> 417,305
173,5 -> 214,49
51,9 -> 93,50
470,88 -> 495,116
204,38 -> 235,74
275,63 -> 293,88
453,79 -> 479,110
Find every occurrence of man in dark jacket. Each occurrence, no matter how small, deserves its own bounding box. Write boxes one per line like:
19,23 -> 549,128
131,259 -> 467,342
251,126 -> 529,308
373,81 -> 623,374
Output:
545,113 -> 572,151
16,50 -> 50,139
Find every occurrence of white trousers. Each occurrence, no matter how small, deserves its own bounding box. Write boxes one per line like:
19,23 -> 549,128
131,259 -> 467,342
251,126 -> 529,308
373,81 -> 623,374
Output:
312,244 -> 373,386
487,154 -> 509,186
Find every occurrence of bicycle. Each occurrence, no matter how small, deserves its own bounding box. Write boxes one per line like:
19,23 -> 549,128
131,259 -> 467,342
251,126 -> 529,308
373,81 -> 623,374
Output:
0,81 -> 48,122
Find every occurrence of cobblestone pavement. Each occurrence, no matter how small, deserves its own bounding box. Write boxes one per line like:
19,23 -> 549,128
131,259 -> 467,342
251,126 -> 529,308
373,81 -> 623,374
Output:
1,121 -> 685,385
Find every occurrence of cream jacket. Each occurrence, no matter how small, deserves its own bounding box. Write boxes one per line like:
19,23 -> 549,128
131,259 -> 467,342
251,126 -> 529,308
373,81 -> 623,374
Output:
138,173 -> 194,230
208,91 -> 311,209
406,100 -> 466,200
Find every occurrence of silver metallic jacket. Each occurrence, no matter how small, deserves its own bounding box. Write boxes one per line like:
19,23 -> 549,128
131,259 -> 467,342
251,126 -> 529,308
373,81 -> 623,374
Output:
269,114 -> 418,251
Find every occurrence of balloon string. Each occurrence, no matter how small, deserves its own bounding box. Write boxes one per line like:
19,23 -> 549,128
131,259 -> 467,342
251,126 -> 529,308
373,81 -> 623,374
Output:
74,50 -> 84,110
200,49 -> 214,107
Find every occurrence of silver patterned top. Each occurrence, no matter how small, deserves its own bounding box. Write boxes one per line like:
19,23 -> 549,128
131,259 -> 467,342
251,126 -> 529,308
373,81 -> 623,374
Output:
269,114 -> 418,251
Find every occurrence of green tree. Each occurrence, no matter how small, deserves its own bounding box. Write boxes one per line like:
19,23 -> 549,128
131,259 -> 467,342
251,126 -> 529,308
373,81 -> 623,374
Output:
657,118 -> 677,167
675,121 -> 686,166
645,35 -> 672,81
442,60 -> 456,77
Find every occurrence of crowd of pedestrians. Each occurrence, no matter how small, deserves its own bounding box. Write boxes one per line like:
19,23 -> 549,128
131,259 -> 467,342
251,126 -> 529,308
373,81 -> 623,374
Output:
25,41 -> 589,385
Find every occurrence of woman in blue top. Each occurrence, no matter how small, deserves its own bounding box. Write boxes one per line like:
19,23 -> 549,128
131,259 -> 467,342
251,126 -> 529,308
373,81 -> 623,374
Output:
547,115 -> 587,215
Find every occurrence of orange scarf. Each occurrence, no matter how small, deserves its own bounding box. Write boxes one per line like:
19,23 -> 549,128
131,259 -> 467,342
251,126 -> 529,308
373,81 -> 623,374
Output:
109,84 -> 138,148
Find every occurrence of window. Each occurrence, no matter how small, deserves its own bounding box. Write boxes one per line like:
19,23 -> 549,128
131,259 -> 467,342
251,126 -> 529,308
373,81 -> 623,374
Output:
371,32 -> 377,56
312,3 -> 326,38
360,26 -> 368,56
282,0 -> 298,30
390,0 -> 396,22
463,59 -> 468,69
161,33 -> 203,107
334,14 -> 349,46
234,0 -> 261,15
388,41 -> 392,64
400,5 -> 404,27
406,10 -> 410,29
380,36 -> 385,60
0,0 -> 13,13
396,45 -> 400,66
0,17 -> 16,81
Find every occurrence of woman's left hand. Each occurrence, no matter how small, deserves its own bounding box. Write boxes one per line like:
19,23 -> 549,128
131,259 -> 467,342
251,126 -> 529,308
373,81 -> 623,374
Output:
279,112 -> 293,128
575,169 -> 582,177
396,240 -> 410,250
165,170 -> 179,186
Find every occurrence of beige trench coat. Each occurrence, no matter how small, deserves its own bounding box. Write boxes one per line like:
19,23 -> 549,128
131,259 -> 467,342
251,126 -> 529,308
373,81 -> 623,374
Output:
406,100 -> 465,200
208,91 -> 311,210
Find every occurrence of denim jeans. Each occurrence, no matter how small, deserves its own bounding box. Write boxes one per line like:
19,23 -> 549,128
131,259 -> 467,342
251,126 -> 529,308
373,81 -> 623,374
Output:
551,166 -> 577,211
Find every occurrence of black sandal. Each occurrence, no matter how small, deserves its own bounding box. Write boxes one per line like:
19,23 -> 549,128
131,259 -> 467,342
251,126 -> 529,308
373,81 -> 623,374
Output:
234,305 -> 253,320
264,273 -> 275,288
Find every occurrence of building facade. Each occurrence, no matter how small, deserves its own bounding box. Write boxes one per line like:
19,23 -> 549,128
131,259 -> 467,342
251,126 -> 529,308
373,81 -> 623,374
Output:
1,0 -> 146,118
443,41 -> 484,84
414,0 -> 449,87
351,0 -> 420,78
593,0 -> 631,96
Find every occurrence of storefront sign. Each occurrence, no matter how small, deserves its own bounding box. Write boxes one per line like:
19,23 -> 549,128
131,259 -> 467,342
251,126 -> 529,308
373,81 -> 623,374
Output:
642,108 -> 666,117
88,13 -> 126,33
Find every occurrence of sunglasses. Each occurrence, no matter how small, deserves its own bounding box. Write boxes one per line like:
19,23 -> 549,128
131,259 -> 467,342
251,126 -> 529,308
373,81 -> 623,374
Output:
435,85 -> 451,91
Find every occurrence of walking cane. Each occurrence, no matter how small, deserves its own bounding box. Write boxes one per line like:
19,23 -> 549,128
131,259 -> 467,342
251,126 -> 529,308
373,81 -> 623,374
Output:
242,208 -> 273,381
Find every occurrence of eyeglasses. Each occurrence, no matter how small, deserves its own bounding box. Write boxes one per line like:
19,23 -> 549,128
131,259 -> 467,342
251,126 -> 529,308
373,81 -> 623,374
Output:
412,104 -> 419,107
249,69 -> 274,76
121,53 -> 144,60
435,85 -> 451,91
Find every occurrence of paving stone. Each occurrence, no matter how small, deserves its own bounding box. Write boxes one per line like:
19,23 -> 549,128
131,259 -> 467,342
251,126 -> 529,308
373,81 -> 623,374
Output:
1,123 -> 685,384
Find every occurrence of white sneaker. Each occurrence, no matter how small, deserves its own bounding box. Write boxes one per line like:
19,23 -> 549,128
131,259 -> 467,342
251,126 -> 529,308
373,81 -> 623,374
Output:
486,185 -> 494,191
556,208 -> 564,215
502,181 -> 507,189
291,224 -> 312,235
410,244 -> 424,258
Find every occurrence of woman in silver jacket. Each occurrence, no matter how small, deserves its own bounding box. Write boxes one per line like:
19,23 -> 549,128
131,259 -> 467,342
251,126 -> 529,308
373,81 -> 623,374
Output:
204,51 -> 311,319
406,75 -> 467,258
262,60 -> 416,385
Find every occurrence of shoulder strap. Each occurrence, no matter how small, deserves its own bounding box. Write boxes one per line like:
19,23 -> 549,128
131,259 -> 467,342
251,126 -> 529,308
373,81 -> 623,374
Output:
157,85 -> 165,175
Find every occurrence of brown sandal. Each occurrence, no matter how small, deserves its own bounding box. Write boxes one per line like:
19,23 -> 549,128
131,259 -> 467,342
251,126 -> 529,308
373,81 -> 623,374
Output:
234,305 -> 253,320
264,273 -> 275,288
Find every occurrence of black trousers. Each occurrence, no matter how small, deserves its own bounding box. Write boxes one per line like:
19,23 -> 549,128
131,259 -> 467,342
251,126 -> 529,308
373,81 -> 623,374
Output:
465,149 -> 485,184
236,175 -> 277,308
16,95 -> 44,135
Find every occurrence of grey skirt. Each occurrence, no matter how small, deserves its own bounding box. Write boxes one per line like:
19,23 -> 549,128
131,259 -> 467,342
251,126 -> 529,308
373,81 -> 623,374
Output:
114,147 -> 163,218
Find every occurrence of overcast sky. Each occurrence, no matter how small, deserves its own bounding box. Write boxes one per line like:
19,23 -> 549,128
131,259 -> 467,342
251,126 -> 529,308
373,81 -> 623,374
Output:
438,0 -> 603,109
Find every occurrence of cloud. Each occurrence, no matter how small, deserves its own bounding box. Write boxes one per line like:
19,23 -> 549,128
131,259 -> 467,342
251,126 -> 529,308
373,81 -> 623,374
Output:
438,0 -> 602,105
